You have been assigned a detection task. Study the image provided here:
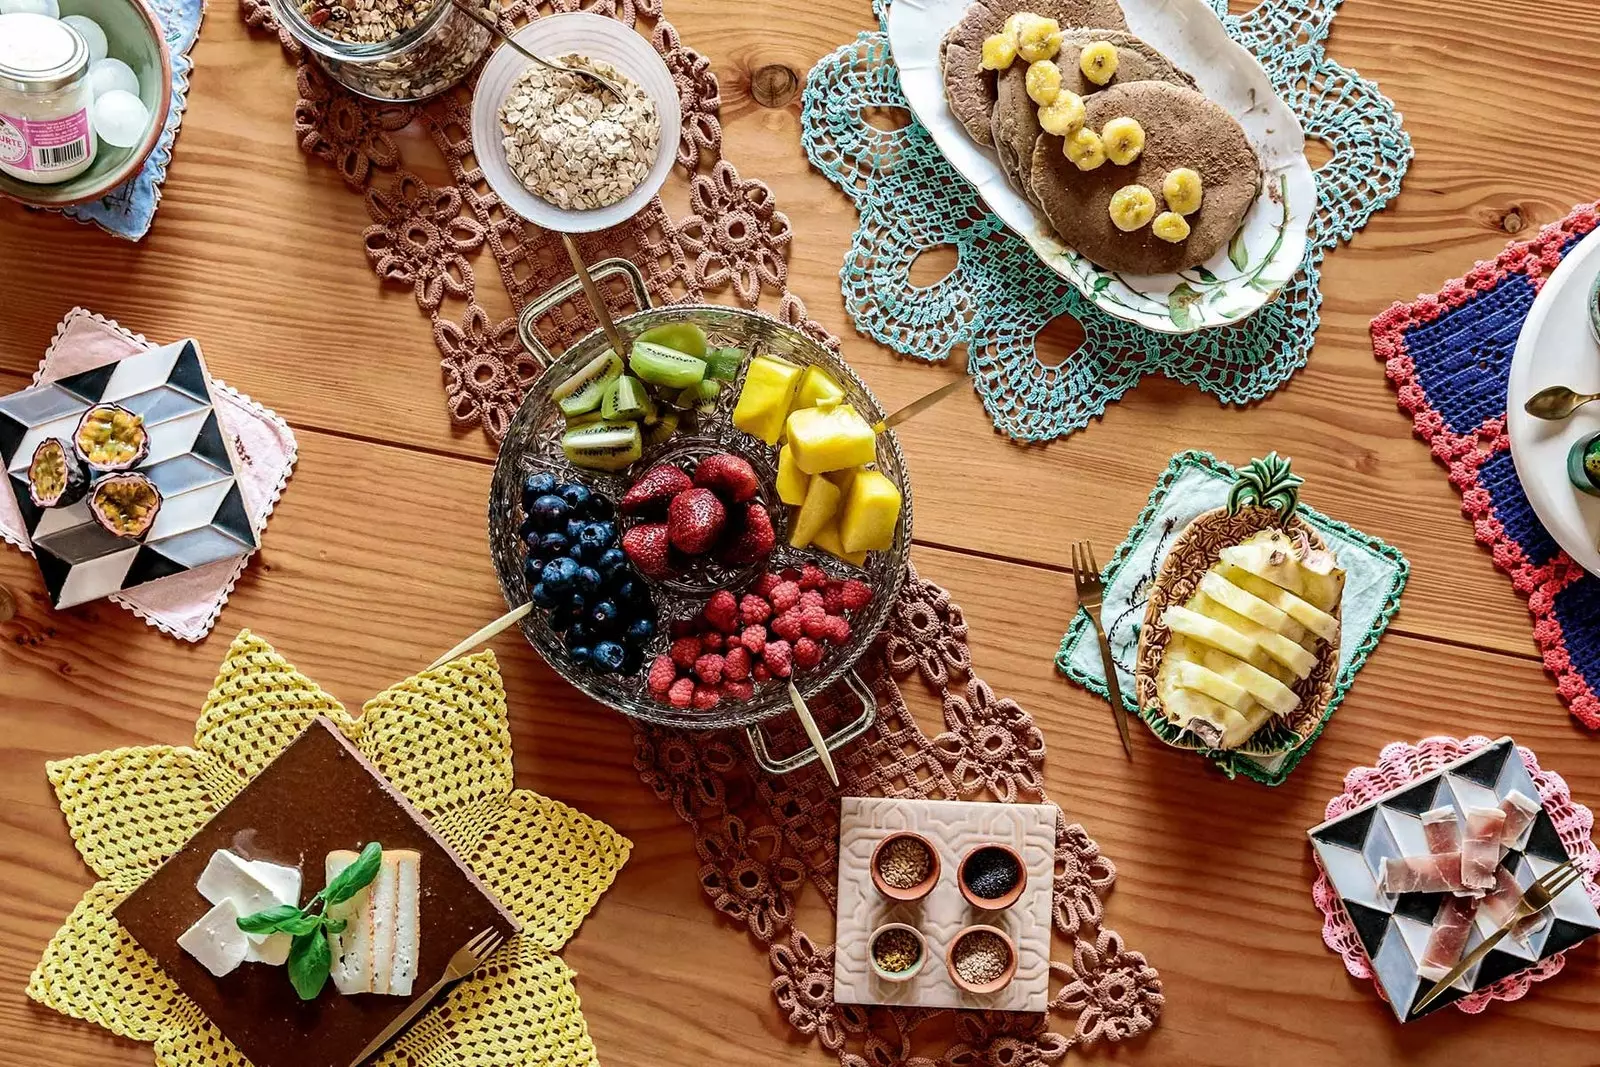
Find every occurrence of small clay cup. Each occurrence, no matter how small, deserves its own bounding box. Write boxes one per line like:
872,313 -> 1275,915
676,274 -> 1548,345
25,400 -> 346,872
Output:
870,831 -> 940,903
957,843 -> 1027,911
869,922 -> 927,982
945,924 -> 1017,995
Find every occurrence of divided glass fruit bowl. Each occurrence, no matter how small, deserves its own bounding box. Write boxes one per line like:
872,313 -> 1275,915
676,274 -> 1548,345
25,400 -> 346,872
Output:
488,300 -> 913,740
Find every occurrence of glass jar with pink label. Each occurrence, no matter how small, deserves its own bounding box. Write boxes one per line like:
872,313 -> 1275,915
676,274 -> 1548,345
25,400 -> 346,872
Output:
0,12 -> 96,184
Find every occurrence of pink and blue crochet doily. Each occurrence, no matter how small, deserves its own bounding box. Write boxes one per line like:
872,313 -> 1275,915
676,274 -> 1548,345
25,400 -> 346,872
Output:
1372,201 -> 1600,729
801,0 -> 1412,441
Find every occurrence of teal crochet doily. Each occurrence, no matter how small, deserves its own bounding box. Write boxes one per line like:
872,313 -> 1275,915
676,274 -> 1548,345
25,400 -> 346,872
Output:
799,0 -> 1413,441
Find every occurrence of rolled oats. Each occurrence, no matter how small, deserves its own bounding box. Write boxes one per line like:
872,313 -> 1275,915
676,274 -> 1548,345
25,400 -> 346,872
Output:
498,54 -> 661,211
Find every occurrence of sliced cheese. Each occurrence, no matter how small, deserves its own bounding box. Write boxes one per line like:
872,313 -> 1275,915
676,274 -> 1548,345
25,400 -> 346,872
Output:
1199,570 -> 1291,633
389,850 -> 421,997
1217,564 -> 1340,644
1170,660 -> 1251,710
326,850 -> 376,995
370,853 -> 402,995
1191,593 -> 1318,680
196,850 -> 303,946
179,898 -> 249,978
1162,604 -> 1259,661
246,933 -> 292,966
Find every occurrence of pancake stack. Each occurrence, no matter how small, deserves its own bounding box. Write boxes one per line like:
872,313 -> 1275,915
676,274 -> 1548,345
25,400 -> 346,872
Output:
940,2 -> 1261,274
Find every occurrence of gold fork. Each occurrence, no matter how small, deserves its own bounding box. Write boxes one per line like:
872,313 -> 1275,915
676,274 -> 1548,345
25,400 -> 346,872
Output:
353,927 -> 508,1064
1413,858 -> 1582,1013
1072,541 -> 1133,760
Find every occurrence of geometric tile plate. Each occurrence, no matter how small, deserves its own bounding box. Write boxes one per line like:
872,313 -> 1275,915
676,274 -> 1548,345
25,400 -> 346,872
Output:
0,339 -> 257,608
834,796 -> 1055,1011
1307,737 -> 1600,1021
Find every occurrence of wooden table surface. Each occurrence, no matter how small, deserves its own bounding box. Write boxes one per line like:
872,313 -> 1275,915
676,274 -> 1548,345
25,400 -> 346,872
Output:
2,1 -> 1599,1064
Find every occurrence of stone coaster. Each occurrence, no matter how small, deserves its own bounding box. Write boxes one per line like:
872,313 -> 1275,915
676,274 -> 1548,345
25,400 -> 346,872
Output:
834,796 -> 1055,1011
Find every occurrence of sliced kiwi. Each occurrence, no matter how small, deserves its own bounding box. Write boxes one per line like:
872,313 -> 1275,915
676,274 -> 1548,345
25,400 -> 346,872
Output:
562,420 -> 642,471
554,351 -> 624,417
644,410 -> 680,448
629,341 -> 706,390
602,375 -> 652,421
637,322 -> 708,358
705,347 -> 744,381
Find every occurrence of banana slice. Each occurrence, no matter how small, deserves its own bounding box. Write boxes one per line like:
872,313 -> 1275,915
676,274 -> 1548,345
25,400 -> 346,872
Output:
1162,604 -> 1258,661
1199,570 -> 1290,632
1218,564 -> 1339,644
1170,660 -> 1251,710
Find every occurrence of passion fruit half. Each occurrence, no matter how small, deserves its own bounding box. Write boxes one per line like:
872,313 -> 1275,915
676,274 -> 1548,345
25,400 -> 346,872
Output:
88,472 -> 162,539
27,438 -> 89,508
74,403 -> 149,472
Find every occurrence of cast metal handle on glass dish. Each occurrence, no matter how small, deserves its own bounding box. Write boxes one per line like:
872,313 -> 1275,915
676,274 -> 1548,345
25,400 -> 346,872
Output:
447,0 -> 626,99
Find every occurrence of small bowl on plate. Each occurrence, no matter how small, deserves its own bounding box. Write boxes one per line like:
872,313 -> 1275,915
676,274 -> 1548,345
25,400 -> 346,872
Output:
0,0 -> 171,209
469,12 -> 679,234
1589,268 -> 1600,346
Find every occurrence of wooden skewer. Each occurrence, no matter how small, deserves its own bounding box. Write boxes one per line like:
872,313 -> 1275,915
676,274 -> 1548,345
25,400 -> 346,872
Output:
428,603 -> 534,670
788,681 -> 840,786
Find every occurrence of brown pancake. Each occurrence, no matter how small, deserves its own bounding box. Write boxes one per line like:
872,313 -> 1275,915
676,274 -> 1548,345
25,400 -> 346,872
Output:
990,29 -> 1194,202
1030,81 -> 1260,273
938,0 -> 1128,147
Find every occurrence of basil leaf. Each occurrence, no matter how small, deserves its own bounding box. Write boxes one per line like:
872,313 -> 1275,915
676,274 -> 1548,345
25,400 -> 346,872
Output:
321,841 -> 383,906
323,917 -> 348,934
277,913 -> 326,937
237,903 -> 304,934
287,930 -> 332,1001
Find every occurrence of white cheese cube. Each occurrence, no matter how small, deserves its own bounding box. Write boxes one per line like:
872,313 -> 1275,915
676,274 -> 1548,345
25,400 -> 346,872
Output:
196,850 -> 302,946
178,898 -> 249,978
326,850 -> 376,995
245,932 -> 292,966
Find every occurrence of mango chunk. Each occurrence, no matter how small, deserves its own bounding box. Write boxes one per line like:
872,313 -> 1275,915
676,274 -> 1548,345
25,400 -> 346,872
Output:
786,403 -> 877,475
776,445 -> 810,506
792,366 -> 846,412
812,519 -> 869,566
827,466 -> 860,498
733,355 -> 803,445
838,469 -> 901,553
789,475 -> 842,549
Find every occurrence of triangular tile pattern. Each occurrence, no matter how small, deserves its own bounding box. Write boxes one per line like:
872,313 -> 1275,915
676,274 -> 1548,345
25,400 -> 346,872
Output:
1308,739 -> 1600,1021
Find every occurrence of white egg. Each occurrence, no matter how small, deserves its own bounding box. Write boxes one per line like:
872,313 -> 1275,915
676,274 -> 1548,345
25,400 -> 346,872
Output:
0,0 -> 60,16
60,14 -> 107,62
89,56 -> 139,98
94,89 -> 148,149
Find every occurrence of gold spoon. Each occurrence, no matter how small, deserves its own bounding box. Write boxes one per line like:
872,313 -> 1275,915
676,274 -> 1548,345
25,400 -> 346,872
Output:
449,0 -> 626,99
1524,385 -> 1600,421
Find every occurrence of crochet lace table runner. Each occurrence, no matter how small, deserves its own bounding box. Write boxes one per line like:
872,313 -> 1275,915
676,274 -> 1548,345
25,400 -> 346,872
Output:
28,631 -> 632,1067
1312,735 -> 1600,1014
1371,202 -> 1600,728
798,0 -> 1412,441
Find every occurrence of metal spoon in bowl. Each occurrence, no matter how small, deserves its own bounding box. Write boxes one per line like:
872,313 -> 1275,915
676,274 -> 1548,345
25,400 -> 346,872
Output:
449,0 -> 626,100
1524,385 -> 1600,421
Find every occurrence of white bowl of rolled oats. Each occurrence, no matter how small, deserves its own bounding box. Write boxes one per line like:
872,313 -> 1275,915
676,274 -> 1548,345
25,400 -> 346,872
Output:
471,12 -> 679,234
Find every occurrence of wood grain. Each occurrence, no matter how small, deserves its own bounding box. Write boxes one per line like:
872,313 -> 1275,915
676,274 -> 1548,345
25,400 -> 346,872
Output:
2,0 -> 1600,1064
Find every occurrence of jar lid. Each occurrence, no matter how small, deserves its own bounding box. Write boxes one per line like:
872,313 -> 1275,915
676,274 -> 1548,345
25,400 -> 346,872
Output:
0,13 -> 91,95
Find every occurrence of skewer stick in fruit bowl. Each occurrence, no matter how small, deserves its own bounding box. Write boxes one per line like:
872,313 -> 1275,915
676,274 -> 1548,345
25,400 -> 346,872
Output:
788,682 -> 841,786
428,603 -> 534,670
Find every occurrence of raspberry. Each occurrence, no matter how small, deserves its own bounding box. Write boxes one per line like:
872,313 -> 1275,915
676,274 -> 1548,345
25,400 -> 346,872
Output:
822,615 -> 851,645
799,564 -> 829,590
799,589 -> 825,613
771,608 -> 804,642
781,567 -> 801,581
839,579 -> 873,611
723,679 -> 755,701
668,677 -> 695,708
669,636 -> 702,669
692,684 -> 721,710
694,654 -> 725,685
793,637 -> 823,670
754,663 -> 772,682
723,645 -> 752,681
763,640 -> 793,678
800,603 -> 830,639
704,590 -> 740,633
739,594 -> 772,626
753,572 -> 783,599
770,581 -> 801,613
823,585 -> 846,615
700,631 -> 724,652
740,625 -> 767,655
647,654 -> 677,694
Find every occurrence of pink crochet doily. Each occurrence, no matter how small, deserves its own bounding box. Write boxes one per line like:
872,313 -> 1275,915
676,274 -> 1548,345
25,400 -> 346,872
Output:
1311,735 -> 1600,1014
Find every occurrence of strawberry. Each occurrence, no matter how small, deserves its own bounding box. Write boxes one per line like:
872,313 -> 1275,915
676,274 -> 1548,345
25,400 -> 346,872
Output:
720,501 -> 776,566
754,663 -> 772,682
822,615 -> 851,644
839,579 -> 873,612
622,523 -> 672,579
793,637 -> 823,670
740,625 -> 768,655
692,684 -> 721,710
667,488 -> 726,555
739,594 -> 772,626
800,603 -> 830,640
700,631 -> 724,652
647,654 -> 677,694
763,639 -> 793,678
692,453 -> 760,503
723,678 -> 755,702
798,564 -> 829,591
694,653 -> 725,685
621,464 -> 692,513
771,608 -> 804,642
753,572 -> 783,599
704,589 -> 740,633
667,677 -> 695,708
799,589 -> 825,613
723,645 -> 752,681
669,636 -> 703,669
770,580 -> 801,613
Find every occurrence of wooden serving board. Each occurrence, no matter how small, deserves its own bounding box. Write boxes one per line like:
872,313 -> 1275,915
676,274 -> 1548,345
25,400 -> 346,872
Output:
833,796 -> 1055,1011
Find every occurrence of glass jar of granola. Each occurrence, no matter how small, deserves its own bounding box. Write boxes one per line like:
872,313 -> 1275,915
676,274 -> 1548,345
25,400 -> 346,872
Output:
268,0 -> 496,103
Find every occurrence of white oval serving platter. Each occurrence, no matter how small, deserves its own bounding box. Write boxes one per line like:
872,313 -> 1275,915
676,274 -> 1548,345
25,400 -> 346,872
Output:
886,0 -> 1315,333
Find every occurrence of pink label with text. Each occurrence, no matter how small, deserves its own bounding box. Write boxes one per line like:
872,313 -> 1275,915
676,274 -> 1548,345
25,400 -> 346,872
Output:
0,108 -> 91,173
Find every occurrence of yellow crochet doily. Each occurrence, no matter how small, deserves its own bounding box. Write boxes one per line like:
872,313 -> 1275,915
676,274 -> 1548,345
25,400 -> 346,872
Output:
26,630 -> 632,1067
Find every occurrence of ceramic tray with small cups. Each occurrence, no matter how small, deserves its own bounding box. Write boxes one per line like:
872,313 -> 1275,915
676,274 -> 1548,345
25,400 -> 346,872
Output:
469,12 -> 680,234
886,0 -> 1314,333
488,304 -> 913,732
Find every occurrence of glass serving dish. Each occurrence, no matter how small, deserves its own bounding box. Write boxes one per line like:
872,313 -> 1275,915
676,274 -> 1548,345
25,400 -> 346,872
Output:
488,259 -> 913,772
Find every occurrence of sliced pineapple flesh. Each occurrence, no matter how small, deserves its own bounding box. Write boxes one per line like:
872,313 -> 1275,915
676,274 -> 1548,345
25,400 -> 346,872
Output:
1217,563 -> 1339,643
1199,570 -> 1290,632
1170,660 -> 1251,710
1191,592 -> 1317,679
1162,604 -> 1258,661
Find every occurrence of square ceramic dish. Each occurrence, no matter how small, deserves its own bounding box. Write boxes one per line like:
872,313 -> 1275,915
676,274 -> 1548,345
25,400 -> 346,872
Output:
0,338 -> 257,608
834,796 -> 1055,1011
1308,737 -> 1600,1021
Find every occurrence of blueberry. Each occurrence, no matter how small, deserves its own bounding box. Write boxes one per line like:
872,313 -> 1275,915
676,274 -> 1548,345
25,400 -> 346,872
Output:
624,616 -> 656,645
590,640 -> 627,672
589,600 -> 620,632
523,472 -> 558,508
612,577 -> 647,606
550,592 -> 589,630
540,531 -> 570,556
523,557 -> 547,586
585,494 -> 615,521
598,547 -> 629,575
579,521 -> 617,551
530,581 -> 555,607
519,515 -> 540,538
617,643 -> 643,676
566,622 -> 597,649
541,557 -> 580,592
565,517 -> 588,542
530,493 -> 570,529
573,566 -> 603,597
571,540 -> 605,566
568,645 -> 593,666
559,483 -> 592,514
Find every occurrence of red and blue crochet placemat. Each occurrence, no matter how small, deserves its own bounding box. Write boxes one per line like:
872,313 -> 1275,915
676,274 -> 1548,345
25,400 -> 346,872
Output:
1371,201 -> 1600,727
